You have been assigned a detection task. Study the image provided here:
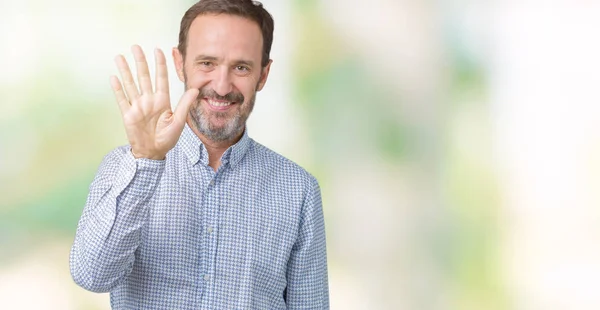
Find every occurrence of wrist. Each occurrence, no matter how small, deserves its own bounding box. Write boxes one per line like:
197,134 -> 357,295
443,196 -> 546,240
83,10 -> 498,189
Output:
130,148 -> 165,160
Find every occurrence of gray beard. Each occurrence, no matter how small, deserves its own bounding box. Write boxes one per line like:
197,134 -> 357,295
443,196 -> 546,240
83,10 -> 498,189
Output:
192,105 -> 243,142
189,93 -> 255,142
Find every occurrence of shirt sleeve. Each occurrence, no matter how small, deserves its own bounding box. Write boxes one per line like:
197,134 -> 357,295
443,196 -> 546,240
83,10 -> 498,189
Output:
285,176 -> 330,309
70,146 -> 165,293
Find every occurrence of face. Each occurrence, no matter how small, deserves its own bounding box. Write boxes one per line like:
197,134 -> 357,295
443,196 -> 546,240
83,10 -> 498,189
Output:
173,14 -> 272,143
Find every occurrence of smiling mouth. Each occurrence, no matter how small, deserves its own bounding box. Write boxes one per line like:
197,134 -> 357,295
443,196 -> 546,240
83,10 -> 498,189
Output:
206,98 -> 237,107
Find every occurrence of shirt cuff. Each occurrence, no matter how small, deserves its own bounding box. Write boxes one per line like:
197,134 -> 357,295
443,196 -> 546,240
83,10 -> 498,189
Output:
110,148 -> 166,200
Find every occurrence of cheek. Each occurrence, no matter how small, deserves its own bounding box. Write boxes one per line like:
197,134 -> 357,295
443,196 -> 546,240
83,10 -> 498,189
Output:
184,70 -> 211,88
234,75 -> 260,96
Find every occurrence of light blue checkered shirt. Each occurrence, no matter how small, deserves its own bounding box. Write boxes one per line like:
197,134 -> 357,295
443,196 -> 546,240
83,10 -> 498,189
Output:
70,125 -> 329,309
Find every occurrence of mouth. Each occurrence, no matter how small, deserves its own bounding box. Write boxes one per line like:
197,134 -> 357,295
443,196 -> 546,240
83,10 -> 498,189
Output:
204,98 -> 238,111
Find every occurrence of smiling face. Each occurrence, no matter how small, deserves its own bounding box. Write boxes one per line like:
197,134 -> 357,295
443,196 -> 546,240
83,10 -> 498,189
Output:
173,13 -> 272,143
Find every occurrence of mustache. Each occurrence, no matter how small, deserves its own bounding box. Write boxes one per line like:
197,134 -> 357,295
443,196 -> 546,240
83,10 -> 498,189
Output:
198,88 -> 244,103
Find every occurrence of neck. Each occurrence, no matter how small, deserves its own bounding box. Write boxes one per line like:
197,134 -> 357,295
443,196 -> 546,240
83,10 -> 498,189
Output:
186,120 -> 244,171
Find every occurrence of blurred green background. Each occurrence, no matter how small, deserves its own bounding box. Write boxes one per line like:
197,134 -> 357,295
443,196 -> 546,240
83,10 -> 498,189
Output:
1,1 -> 600,309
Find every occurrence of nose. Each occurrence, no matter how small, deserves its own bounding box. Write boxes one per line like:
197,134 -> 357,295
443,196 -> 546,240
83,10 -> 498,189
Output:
212,66 -> 233,96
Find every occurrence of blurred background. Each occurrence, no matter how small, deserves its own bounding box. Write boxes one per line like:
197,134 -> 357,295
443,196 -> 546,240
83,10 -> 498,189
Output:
1,0 -> 600,309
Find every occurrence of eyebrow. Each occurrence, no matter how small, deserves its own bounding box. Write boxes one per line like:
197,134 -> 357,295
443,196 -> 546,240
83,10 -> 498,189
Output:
193,55 -> 255,67
233,59 -> 255,67
193,55 -> 219,62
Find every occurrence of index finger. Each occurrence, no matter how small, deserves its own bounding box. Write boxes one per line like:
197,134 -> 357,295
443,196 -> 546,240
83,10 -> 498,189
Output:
154,48 -> 170,94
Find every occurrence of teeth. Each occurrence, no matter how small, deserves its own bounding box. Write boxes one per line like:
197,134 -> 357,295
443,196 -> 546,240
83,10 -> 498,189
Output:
208,99 -> 232,107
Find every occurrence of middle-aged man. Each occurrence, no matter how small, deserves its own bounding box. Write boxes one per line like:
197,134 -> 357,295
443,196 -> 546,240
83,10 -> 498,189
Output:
69,0 -> 330,308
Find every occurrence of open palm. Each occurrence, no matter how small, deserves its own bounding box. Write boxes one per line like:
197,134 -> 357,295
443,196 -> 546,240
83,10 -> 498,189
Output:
110,45 -> 198,160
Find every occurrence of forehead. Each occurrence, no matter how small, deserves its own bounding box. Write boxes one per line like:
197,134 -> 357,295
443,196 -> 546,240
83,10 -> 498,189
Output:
186,14 -> 263,61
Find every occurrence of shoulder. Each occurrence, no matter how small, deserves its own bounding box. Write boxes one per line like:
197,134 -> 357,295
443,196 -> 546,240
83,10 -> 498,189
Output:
247,140 -> 320,190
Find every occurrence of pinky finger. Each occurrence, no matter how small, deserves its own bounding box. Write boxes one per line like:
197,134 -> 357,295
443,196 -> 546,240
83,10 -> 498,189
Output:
110,75 -> 131,114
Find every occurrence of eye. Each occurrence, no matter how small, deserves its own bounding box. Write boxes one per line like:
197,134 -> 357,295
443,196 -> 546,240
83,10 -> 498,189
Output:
235,65 -> 250,72
198,61 -> 214,68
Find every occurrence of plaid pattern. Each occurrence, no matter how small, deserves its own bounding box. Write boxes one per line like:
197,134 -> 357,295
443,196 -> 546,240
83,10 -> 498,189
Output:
70,125 -> 329,309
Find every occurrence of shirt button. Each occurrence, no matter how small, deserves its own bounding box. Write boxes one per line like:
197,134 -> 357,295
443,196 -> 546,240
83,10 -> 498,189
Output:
209,180 -> 215,186
204,274 -> 211,281
207,227 -> 214,234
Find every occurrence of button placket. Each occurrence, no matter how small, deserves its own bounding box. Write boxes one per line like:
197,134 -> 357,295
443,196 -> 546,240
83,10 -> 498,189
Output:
204,172 -> 219,291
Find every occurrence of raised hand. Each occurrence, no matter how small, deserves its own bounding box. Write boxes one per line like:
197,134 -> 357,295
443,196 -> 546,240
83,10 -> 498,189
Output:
110,45 -> 198,160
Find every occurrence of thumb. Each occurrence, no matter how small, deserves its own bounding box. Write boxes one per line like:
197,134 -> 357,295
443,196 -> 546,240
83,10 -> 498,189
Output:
173,88 -> 199,126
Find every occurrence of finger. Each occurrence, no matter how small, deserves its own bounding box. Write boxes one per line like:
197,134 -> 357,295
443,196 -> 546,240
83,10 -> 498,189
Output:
110,75 -> 131,114
173,88 -> 199,126
154,48 -> 170,94
131,45 -> 153,94
114,54 -> 140,100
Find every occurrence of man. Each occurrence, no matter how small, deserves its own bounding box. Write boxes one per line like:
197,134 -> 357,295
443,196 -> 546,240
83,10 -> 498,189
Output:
69,0 -> 329,308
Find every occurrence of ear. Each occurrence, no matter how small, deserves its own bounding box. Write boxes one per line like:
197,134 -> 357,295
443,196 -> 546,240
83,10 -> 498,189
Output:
172,47 -> 185,82
256,59 -> 272,92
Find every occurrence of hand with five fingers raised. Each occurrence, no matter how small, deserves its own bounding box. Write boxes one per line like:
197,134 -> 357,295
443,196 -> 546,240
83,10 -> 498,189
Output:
110,45 -> 198,160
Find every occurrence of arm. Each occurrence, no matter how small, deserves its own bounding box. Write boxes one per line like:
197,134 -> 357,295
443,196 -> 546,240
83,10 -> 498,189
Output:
69,147 -> 164,292
285,176 -> 330,309
69,45 -> 197,292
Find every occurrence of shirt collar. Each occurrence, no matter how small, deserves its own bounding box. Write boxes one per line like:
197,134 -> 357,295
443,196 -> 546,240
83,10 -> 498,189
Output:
179,124 -> 251,168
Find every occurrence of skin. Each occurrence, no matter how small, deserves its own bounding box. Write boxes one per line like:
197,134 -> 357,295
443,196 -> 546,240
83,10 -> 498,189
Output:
110,14 -> 272,171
